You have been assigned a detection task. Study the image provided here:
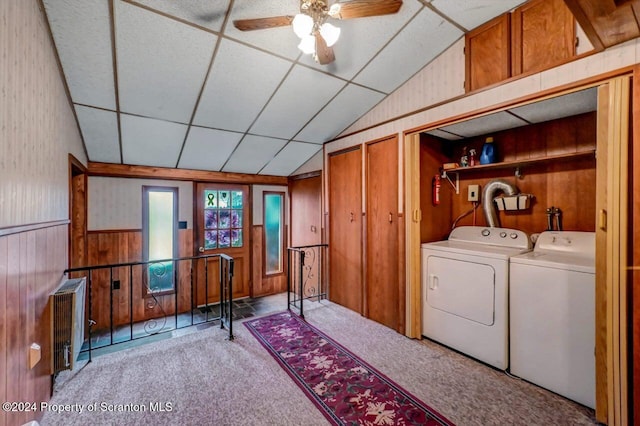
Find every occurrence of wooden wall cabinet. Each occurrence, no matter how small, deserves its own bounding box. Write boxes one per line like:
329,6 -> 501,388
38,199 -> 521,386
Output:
466,0 -> 576,92
465,15 -> 511,93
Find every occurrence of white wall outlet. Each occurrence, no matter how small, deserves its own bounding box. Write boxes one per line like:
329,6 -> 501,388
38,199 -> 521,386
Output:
468,184 -> 479,202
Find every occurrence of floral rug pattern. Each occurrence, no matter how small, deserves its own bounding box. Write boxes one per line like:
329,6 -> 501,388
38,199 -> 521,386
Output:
244,312 -> 453,426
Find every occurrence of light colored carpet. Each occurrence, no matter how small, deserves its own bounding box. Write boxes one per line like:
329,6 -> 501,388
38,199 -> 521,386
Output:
42,297 -> 596,426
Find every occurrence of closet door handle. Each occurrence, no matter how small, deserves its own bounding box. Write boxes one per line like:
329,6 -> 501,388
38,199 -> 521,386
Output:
388,212 -> 393,223
349,212 -> 354,222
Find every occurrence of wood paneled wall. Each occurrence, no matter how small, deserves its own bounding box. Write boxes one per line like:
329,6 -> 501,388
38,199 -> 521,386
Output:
0,224 -> 68,426
421,112 -> 597,238
0,0 -> 85,229
85,229 -> 193,332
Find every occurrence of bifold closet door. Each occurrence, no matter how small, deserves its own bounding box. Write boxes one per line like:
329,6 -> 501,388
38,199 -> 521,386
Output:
366,137 -> 400,331
328,147 -> 363,314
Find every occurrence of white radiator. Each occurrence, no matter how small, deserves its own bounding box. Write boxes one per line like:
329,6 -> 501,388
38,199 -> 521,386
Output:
50,277 -> 86,374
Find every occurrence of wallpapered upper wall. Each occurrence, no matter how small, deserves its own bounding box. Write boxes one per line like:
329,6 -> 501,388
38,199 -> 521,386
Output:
0,0 -> 86,229
88,177 -> 193,231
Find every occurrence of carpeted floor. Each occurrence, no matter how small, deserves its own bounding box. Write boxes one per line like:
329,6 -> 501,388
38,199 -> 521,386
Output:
41,296 -> 597,426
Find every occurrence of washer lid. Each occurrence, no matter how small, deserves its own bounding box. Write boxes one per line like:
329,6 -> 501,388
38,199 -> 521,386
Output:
510,251 -> 595,273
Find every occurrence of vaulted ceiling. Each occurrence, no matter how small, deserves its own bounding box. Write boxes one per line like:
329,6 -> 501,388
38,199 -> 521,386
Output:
42,0 -> 527,176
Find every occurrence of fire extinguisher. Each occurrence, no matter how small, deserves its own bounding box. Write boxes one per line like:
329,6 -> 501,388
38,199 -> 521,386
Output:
432,174 -> 441,205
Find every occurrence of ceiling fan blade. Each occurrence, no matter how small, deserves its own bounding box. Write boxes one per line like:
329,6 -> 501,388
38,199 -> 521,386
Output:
329,0 -> 402,20
233,15 -> 293,31
314,32 -> 335,65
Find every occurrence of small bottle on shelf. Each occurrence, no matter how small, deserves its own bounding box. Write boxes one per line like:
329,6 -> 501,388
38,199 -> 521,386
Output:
468,148 -> 477,166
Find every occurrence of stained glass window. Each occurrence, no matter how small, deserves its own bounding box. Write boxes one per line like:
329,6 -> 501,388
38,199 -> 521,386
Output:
264,192 -> 284,275
204,189 -> 244,249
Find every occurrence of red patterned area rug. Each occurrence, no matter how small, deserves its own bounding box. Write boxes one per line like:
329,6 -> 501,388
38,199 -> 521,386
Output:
244,312 -> 454,426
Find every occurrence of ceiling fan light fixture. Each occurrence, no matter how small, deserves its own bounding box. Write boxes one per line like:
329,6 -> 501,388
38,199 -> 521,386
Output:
298,34 -> 316,54
328,3 -> 341,18
292,13 -> 314,38
320,22 -> 340,47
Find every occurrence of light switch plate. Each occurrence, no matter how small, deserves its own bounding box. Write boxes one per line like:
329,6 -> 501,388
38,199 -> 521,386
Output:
468,184 -> 479,202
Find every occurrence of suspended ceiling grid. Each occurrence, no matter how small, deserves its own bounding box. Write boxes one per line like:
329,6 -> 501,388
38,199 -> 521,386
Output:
42,0 -> 528,176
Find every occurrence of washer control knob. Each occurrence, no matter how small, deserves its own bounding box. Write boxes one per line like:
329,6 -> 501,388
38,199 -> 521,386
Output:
481,229 -> 490,237
500,232 -> 507,238
510,233 -> 518,239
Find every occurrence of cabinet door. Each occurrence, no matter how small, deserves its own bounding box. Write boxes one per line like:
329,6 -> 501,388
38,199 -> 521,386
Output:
328,148 -> 363,313
366,137 -> 400,331
511,0 -> 575,75
465,14 -> 511,92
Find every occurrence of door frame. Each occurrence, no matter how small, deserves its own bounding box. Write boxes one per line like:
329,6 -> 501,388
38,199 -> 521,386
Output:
68,154 -> 87,270
403,73 -> 632,424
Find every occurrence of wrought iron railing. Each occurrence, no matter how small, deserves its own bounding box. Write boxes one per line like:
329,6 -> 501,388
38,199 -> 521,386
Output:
65,253 -> 234,362
287,244 -> 328,318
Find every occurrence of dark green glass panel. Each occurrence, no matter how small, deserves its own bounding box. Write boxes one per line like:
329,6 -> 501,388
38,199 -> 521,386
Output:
148,261 -> 173,293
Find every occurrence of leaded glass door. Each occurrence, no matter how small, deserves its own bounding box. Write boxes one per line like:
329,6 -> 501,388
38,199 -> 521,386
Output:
195,183 -> 250,305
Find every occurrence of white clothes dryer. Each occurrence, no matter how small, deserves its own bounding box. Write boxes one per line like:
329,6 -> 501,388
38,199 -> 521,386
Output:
421,226 -> 531,370
510,231 -> 595,408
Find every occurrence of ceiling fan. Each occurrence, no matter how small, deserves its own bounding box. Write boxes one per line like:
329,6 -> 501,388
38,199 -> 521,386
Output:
233,0 -> 403,65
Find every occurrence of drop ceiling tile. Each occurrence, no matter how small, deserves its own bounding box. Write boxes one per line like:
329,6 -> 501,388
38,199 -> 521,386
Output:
296,84 -> 385,143
250,65 -> 345,139
222,135 -> 287,174
431,0 -> 527,31
178,127 -> 243,171
75,105 -> 121,163
260,142 -> 321,176
423,129 -> 465,141
509,88 -> 597,123
354,8 -> 463,94
225,0 -> 302,61
120,114 -> 186,167
193,39 -> 291,132
42,0 -> 115,109
131,0 -> 230,32
298,0 -> 423,79
115,0 -> 216,123
439,111 -> 529,138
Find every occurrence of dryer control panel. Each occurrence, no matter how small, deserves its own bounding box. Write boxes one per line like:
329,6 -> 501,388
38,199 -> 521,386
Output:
449,226 -> 531,249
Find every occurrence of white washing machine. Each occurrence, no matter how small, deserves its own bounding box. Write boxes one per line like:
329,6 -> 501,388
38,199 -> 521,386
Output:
421,226 -> 531,370
510,231 -> 595,408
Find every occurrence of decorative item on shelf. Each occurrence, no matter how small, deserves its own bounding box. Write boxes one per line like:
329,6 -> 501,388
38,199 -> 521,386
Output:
460,147 -> 469,167
480,136 -> 496,165
494,194 -> 533,211
468,148 -> 477,166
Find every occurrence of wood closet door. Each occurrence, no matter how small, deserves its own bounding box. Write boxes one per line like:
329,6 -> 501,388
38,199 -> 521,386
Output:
328,148 -> 362,313
366,137 -> 400,331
